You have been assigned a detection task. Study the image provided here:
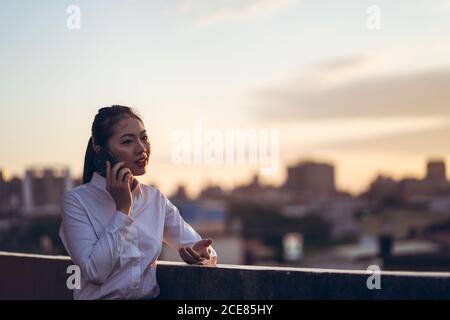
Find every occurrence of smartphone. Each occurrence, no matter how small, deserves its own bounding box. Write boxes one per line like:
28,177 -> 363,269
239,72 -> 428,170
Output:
94,147 -> 119,178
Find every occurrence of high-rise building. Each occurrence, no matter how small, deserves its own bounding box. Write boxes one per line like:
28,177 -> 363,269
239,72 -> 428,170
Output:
7,176 -> 23,209
0,169 -> 23,211
284,161 -> 336,197
22,166 -> 73,215
426,160 -> 447,184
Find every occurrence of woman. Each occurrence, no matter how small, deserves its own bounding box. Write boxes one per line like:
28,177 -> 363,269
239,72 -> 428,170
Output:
59,105 -> 217,300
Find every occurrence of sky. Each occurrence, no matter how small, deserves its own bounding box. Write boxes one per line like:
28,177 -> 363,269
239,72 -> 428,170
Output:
1,0 -> 450,196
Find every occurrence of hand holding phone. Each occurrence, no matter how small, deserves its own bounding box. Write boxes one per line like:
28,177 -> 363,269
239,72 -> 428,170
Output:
94,147 -> 133,215
94,147 -> 119,178
106,160 -> 133,216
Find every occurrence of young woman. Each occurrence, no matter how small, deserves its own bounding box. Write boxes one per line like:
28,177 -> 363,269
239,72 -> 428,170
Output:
59,105 -> 217,300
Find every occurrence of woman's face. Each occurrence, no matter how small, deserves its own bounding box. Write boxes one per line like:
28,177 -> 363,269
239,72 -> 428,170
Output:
106,117 -> 151,176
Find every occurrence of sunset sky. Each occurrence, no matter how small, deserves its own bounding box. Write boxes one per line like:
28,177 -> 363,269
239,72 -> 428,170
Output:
1,0 -> 450,196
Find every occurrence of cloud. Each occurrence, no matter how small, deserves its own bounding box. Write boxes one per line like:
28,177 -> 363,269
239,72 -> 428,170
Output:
318,121 -> 450,154
174,0 -> 298,27
254,59 -> 450,120
276,116 -> 449,147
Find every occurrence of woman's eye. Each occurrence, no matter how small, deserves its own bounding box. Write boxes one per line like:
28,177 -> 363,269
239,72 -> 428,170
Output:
142,136 -> 148,141
123,140 -> 132,145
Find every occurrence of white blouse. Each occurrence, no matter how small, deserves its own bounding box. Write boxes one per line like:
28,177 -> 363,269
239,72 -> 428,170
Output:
59,172 -> 212,300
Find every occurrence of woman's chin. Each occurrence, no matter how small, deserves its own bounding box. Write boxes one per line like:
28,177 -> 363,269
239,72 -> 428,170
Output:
131,166 -> 147,176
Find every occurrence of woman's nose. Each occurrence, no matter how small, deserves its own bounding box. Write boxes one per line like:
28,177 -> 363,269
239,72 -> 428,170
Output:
136,140 -> 148,153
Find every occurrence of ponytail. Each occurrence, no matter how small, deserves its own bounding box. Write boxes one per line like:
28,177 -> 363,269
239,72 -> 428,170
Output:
82,137 -> 96,184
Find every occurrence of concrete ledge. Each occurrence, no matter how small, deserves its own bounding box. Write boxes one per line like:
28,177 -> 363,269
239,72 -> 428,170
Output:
1,251 -> 450,300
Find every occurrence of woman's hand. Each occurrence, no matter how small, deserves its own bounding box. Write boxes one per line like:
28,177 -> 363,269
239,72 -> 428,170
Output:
106,161 -> 133,216
179,239 -> 217,266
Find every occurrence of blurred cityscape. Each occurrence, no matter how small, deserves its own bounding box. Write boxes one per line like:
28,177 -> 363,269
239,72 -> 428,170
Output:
2,158 -> 450,272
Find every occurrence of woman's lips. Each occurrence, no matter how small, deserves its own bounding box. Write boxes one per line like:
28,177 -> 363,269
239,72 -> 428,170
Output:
135,159 -> 147,167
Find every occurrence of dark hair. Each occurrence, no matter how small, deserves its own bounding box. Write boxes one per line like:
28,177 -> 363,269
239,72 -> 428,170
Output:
82,105 -> 144,184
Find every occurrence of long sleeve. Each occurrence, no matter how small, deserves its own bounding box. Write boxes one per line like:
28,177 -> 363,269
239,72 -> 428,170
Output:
162,197 -> 202,249
60,191 -> 134,285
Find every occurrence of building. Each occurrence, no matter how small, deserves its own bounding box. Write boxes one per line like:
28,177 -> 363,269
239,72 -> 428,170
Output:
284,161 -> 336,198
426,159 -> 447,184
0,169 -> 23,212
199,185 -> 228,201
230,174 -> 287,205
22,166 -> 73,216
365,175 -> 398,202
365,159 -> 450,207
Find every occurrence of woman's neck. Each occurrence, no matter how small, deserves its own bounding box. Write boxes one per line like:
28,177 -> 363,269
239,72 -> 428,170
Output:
130,177 -> 139,191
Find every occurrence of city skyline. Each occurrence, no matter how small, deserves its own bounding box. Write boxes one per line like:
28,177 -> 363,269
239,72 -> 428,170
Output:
1,156 -> 448,198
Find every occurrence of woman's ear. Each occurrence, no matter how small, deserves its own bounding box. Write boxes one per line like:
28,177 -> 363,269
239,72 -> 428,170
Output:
91,137 -> 100,154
